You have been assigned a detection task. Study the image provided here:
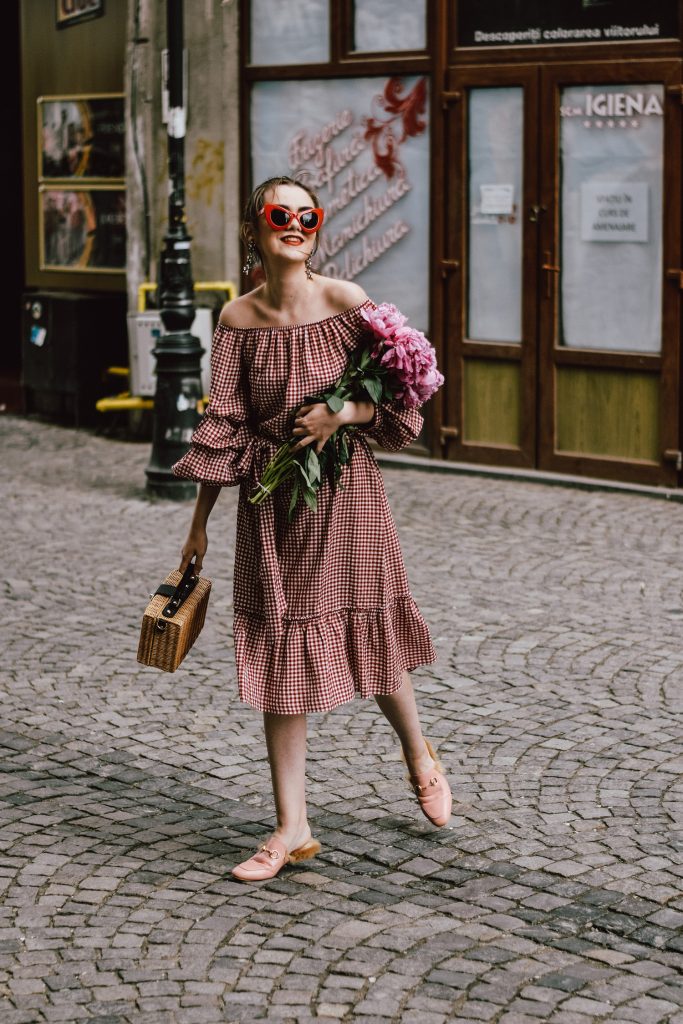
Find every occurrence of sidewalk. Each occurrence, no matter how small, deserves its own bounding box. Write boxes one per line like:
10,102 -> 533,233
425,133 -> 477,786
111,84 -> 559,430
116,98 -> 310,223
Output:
1,415 -> 683,1024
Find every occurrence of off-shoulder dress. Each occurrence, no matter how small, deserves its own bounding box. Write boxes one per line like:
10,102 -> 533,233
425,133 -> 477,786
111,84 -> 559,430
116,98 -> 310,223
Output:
173,299 -> 437,714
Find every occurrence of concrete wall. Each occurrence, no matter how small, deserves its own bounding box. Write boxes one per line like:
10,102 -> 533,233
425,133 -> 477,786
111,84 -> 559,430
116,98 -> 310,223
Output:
125,0 -> 241,312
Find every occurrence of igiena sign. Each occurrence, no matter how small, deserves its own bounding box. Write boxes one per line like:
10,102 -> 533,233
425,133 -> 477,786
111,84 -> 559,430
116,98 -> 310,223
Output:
561,90 -> 664,127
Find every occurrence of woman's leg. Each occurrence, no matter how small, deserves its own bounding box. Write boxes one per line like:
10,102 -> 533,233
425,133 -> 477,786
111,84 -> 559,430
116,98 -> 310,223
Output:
374,671 -> 435,775
262,711 -> 312,849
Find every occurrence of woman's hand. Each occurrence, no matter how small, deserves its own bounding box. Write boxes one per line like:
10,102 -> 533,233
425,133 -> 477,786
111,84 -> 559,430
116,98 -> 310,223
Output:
179,527 -> 208,575
291,402 -> 344,454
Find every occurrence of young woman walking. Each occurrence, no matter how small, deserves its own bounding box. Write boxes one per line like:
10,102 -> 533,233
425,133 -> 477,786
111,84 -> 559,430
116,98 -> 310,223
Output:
173,175 -> 451,882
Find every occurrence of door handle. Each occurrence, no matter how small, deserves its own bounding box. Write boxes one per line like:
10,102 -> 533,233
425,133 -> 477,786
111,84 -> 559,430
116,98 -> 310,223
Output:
529,204 -> 546,223
666,269 -> 683,288
440,258 -> 460,279
542,251 -> 560,299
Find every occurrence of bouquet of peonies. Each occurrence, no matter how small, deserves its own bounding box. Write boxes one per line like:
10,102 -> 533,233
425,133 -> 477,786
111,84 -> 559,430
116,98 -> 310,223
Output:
249,303 -> 444,520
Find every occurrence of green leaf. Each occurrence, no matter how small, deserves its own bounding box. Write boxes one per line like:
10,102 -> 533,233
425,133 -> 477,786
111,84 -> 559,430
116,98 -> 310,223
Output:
302,485 -> 317,512
326,394 -> 345,414
363,376 -> 382,403
295,458 -> 311,486
288,478 -> 300,520
305,447 -> 321,484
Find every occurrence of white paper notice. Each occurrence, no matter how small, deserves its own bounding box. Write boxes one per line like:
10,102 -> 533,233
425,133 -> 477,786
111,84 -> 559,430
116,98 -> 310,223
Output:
480,183 -> 515,216
580,182 -> 649,242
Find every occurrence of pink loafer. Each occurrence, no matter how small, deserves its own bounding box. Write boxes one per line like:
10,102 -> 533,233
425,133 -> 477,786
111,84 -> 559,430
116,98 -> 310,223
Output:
231,836 -> 322,882
404,739 -> 452,827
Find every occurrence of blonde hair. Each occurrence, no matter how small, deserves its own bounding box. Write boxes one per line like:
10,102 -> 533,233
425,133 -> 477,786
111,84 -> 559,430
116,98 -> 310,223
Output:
240,175 -> 323,265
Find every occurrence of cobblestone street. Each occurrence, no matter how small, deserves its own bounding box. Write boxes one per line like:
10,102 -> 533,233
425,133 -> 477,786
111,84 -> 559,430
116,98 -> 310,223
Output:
2,414 -> 683,1024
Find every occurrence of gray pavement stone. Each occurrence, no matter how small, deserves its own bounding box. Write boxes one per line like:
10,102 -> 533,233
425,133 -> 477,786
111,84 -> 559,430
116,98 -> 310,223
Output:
2,416 -> 683,1024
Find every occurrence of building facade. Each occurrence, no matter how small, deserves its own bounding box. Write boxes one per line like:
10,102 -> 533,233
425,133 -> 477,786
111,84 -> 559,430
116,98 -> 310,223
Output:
17,1 -> 683,488
239,0 -> 683,487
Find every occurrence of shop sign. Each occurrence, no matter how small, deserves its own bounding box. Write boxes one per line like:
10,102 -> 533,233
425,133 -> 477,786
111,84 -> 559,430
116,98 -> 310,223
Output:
560,88 -> 664,130
580,183 -> 649,242
251,76 -> 430,329
458,0 -> 678,48
56,0 -> 104,30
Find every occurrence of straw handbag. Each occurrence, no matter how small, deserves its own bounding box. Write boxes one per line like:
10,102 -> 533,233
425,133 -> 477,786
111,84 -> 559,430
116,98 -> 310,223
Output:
137,563 -> 212,672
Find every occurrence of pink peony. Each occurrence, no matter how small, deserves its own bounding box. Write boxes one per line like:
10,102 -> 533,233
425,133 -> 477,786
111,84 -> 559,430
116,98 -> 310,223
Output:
362,303 -> 444,410
361,302 -> 407,340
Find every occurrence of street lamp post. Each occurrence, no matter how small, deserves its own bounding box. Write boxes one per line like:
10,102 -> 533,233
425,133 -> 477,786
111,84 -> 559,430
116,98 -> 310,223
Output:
145,0 -> 202,500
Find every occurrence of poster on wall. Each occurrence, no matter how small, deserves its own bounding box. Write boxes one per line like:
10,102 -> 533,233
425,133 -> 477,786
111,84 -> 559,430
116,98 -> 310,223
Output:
56,0 -> 104,30
458,0 -> 679,47
39,187 -> 126,273
251,76 -> 430,330
38,95 -> 125,180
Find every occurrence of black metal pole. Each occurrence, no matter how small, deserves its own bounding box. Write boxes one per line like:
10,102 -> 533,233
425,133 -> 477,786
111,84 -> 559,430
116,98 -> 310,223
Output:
145,0 -> 203,499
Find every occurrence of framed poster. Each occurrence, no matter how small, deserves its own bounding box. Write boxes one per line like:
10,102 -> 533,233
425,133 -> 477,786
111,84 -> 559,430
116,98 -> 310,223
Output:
56,0 -> 104,30
39,186 -> 126,273
38,94 -> 124,181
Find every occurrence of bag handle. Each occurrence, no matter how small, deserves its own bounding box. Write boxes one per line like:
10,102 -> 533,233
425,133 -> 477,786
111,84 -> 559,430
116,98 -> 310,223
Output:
155,562 -> 199,619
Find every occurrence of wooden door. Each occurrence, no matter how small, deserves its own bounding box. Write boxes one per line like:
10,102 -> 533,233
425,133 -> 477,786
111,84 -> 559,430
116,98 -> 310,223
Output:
441,60 -> 683,486
441,64 -> 539,467
538,60 -> 682,486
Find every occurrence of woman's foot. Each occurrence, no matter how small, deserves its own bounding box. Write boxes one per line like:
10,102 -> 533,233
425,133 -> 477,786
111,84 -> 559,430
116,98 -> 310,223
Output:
231,824 -> 321,882
403,737 -> 452,827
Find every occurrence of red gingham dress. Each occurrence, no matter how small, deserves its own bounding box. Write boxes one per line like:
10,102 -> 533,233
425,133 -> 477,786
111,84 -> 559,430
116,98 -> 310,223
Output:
173,299 -> 437,714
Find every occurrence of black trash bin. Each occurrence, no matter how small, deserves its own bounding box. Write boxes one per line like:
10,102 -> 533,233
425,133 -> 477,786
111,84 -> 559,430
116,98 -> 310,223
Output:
21,290 -> 127,427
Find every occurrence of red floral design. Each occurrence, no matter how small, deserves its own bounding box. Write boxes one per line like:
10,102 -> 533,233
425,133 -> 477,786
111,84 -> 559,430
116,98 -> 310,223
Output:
363,77 -> 428,179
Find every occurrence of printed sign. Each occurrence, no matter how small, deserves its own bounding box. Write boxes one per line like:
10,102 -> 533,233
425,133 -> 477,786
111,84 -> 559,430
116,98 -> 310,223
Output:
56,0 -> 104,29
480,184 -> 515,216
458,0 -> 678,47
580,182 -> 649,242
251,76 -> 430,329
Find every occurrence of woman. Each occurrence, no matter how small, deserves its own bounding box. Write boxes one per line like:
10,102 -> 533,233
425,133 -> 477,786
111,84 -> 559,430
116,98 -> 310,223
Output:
174,175 -> 451,882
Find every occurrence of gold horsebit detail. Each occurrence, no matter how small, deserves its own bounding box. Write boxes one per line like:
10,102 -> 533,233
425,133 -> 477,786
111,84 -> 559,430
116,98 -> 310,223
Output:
259,845 -> 281,860
414,775 -> 440,794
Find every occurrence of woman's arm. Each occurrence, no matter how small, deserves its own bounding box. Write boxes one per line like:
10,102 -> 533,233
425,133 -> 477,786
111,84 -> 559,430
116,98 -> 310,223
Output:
179,484 -> 221,573
339,400 -> 376,428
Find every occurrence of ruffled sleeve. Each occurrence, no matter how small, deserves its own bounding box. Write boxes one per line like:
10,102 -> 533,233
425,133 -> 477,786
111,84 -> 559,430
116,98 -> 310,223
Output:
172,322 -> 262,487
355,400 -> 424,452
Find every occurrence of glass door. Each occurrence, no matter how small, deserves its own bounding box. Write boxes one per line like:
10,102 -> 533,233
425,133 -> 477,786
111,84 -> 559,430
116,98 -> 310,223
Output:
442,59 -> 682,486
442,65 -> 539,468
538,61 -> 682,485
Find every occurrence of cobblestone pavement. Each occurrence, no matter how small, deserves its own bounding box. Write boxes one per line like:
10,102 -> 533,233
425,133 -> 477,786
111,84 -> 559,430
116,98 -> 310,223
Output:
2,414 -> 683,1024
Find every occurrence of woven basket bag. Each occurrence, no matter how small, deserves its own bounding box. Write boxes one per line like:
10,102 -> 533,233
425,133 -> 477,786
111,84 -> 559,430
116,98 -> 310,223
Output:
137,564 -> 212,673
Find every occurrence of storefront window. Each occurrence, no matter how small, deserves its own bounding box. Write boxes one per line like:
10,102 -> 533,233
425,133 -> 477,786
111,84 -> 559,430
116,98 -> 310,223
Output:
560,83 -> 664,352
251,76 -> 431,329
467,88 -> 523,343
353,0 -> 427,53
250,0 -> 329,66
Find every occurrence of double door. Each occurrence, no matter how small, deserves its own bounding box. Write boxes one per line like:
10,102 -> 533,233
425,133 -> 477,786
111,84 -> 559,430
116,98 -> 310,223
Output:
441,60 -> 683,486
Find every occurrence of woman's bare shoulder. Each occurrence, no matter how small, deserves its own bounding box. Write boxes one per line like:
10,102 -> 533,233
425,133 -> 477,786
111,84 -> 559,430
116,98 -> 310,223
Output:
319,278 -> 369,312
218,291 -> 265,328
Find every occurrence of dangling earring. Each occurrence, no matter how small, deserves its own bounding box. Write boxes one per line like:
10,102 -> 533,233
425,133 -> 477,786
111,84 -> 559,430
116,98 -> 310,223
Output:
305,254 -> 314,281
242,240 -> 257,276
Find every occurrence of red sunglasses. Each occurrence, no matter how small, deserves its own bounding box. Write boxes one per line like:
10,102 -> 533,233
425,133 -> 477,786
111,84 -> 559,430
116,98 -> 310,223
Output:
259,203 -> 325,233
